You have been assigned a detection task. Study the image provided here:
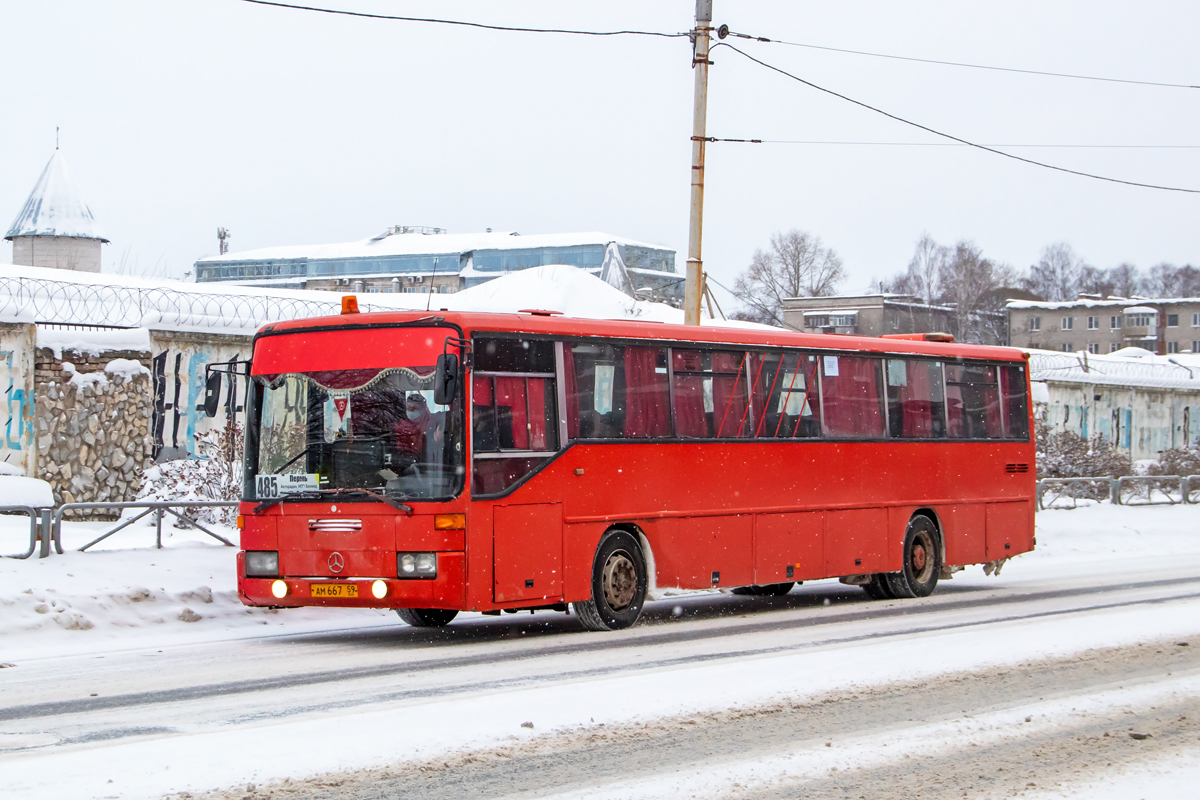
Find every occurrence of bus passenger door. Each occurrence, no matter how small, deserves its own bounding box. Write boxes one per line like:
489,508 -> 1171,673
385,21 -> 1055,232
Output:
493,503 -> 563,603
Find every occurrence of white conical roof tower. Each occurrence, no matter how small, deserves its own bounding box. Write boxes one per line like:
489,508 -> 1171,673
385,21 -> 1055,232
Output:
6,150 -> 108,242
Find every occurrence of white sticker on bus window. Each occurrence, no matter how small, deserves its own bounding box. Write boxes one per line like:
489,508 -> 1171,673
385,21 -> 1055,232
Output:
887,360 -> 908,387
823,356 -> 839,376
594,365 -> 615,415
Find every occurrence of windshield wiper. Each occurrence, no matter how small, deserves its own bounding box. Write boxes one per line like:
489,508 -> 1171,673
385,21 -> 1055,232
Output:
252,488 -> 413,516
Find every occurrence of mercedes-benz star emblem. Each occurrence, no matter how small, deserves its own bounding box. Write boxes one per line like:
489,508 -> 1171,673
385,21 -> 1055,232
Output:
327,552 -> 345,573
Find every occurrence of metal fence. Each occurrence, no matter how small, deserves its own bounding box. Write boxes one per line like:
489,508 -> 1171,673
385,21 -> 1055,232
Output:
0,275 -> 390,330
1037,475 -> 1200,509
1,506 -> 54,559
52,501 -> 237,554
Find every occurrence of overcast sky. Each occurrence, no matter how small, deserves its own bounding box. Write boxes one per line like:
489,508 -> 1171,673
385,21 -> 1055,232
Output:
2,1 -> 1197,306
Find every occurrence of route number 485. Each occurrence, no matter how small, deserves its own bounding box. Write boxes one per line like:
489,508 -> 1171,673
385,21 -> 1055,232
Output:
256,475 -> 280,498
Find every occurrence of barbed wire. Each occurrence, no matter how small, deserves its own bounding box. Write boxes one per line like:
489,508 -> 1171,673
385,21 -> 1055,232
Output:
0,276 -> 387,331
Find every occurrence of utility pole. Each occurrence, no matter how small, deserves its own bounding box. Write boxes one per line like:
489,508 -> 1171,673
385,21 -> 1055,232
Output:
684,0 -> 712,326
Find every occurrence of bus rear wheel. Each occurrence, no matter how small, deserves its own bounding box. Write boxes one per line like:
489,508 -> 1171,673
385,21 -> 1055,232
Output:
885,516 -> 941,599
572,530 -> 648,631
396,608 -> 459,627
731,583 -> 796,596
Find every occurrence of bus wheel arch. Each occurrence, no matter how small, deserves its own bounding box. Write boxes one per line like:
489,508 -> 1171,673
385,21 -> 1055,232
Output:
572,527 -> 649,631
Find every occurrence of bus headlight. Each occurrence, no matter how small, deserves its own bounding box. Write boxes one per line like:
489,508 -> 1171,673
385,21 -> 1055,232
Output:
246,551 -> 279,577
397,552 -> 437,579
271,580 -> 288,599
371,580 -> 388,599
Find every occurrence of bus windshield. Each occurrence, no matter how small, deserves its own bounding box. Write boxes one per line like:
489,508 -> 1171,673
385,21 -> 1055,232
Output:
246,365 -> 464,502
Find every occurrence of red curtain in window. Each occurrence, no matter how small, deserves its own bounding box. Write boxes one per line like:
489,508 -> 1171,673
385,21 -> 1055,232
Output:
623,347 -> 669,437
823,357 -> 883,437
494,377 -> 528,449
673,375 -> 707,437
473,375 -> 493,405
526,377 -> 549,450
563,349 -> 579,440
900,362 -> 933,437
983,381 -> 1003,438
712,352 -> 747,437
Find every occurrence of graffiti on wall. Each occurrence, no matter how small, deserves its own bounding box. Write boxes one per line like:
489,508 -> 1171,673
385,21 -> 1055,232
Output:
150,337 -> 247,461
0,348 -> 34,471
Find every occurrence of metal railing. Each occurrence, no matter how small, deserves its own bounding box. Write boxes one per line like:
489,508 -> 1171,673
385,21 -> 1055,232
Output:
52,501 -> 238,553
1037,475 -> 1200,509
2,506 -> 54,559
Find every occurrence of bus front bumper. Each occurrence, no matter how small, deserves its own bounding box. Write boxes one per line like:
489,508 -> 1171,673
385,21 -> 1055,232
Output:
237,551 -> 465,609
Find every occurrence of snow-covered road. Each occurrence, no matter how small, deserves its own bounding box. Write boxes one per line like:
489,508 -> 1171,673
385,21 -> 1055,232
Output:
2,503 -> 1200,799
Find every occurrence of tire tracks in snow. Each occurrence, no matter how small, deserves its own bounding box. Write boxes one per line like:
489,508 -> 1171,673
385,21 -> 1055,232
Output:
2,576 -> 1199,724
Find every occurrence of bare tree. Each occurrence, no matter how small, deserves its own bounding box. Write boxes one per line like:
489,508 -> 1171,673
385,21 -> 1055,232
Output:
940,241 -> 1013,344
888,233 -> 947,303
733,230 -> 845,326
1023,242 -> 1087,301
1142,263 -> 1181,298
1108,263 -> 1140,298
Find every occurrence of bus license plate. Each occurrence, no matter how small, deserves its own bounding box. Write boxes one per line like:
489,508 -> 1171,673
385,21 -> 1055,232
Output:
311,583 -> 358,598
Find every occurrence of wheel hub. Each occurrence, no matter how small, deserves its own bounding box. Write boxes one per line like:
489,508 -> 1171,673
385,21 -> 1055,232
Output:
602,551 -> 637,611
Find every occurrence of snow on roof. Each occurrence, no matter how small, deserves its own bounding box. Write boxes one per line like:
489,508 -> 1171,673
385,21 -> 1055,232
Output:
1028,348 -> 1200,392
1008,297 -> 1190,310
5,151 -> 108,242
196,230 -> 672,265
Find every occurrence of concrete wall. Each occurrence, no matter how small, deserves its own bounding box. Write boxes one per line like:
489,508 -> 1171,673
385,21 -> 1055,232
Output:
149,330 -> 252,461
11,235 -> 102,273
0,322 -> 36,475
1036,380 -> 1200,461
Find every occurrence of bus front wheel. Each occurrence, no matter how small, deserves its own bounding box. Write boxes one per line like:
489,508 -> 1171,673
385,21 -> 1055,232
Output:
573,530 -> 648,631
396,608 -> 459,627
885,516 -> 941,599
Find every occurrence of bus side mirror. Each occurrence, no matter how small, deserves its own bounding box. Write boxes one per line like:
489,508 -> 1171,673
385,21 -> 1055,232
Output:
203,371 -> 222,417
434,353 -> 459,406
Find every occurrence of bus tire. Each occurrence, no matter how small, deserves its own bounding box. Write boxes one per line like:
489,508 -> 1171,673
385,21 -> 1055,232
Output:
396,608 -> 458,627
885,516 -> 941,599
732,583 -> 796,596
572,530 -> 647,631
861,574 -> 894,600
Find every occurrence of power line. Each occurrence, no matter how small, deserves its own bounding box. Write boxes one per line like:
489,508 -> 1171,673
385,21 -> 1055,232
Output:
718,28 -> 1199,90
238,0 -> 687,38
714,42 -> 1200,195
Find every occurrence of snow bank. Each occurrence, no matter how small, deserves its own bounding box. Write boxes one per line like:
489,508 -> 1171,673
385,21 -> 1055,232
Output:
449,264 -> 677,321
0,461 -> 24,476
35,326 -> 151,359
0,476 -> 54,508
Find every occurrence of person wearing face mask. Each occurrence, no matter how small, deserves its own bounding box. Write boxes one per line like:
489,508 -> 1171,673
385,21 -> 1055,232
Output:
392,393 -> 445,476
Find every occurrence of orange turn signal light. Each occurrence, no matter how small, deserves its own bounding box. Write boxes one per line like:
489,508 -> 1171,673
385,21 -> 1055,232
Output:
434,513 -> 466,531
236,515 -> 245,529
342,295 -> 360,314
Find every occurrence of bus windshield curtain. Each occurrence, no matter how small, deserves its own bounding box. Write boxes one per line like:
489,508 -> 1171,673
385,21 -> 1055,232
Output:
623,346 -> 669,437
822,356 -> 884,437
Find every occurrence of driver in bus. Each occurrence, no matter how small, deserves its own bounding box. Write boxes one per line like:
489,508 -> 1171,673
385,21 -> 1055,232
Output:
393,393 -> 445,474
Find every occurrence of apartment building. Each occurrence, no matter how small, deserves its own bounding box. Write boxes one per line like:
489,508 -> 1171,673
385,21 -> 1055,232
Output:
1008,296 -> 1200,355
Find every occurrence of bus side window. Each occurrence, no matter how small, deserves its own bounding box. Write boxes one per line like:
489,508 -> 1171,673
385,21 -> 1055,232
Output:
820,355 -> 885,438
751,351 -> 822,438
1000,365 -> 1030,440
672,349 -> 751,438
945,363 -> 1003,439
471,337 -> 560,497
885,359 -> 947,439
568,343 -> 669,439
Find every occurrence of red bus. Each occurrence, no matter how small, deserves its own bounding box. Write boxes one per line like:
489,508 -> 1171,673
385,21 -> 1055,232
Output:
237,306 -> 1034,630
